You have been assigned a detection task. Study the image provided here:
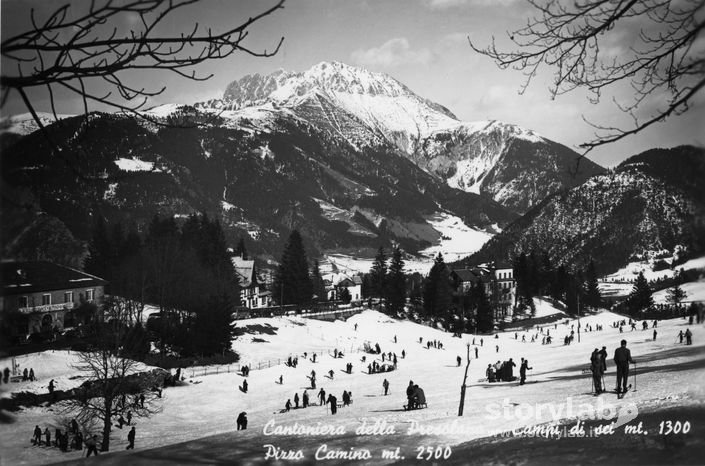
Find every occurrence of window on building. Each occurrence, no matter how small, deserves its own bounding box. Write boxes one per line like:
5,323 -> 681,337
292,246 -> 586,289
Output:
19,296 -> 28,308
42,294 -> 51,305
86,289 -> 95,301
64,291 -> 74,304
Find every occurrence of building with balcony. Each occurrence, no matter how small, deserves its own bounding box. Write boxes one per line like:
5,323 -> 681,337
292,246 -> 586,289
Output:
231,256 -> 271,309
451,262 -> 516,320
1,261 -> 107,339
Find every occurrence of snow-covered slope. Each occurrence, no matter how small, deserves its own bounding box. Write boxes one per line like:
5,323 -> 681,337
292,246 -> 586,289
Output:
2,309 -> 703,465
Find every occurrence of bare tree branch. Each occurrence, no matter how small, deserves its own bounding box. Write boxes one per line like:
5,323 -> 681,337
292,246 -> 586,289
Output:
469,0 -> 705,154
2,0 -> 285,129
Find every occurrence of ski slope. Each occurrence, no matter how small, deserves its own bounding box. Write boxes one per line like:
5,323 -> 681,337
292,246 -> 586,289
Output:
1,308 -> 703,465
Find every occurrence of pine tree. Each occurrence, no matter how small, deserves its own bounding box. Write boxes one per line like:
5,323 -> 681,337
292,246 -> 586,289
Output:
584,260 -> 602,310
423,253 -> 453,317
273,230 -> 313,306
310,260 -> 327,303
474,281 -> 494,333
666,273 -> 688,307
85,216 -> 112,282
385,246 -> 406,314
369,246 -> 387,299
628,271 -> 653,315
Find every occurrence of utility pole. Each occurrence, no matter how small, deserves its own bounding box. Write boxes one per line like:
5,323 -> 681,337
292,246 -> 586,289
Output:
458,343 -> 471,416
577,294 -> 581,343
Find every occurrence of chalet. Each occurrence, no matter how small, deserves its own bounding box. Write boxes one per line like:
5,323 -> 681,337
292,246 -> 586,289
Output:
1,261 -> 106,339
231,256 -> 271,309
451,262 -> 516,319
326,274 -> 363,302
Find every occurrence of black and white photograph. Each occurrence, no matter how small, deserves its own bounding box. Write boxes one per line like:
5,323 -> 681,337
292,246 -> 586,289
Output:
1,0 -> 704,464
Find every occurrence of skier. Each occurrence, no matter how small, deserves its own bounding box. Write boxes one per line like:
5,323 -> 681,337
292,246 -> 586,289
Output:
401,350 -> 406,358
318,388 -> 326,406
653,329 -> 657,341
383,378 -> 389,396
678,330 -> 684,343
475,347 -> 479,359
294,392 -> 299,409
126,427 -> 136,450
456,356 -> 462,367
236,412 -> 248,430
519,358 -> 532,385
48,379 -> 55,396
285,399 -> 292,412
480,338 -> 483,347
613,339 -> 634,395
303,390 -> 309,408
496,345 -> 499,353
685,328 -> 693,345
242,379 -> 248,393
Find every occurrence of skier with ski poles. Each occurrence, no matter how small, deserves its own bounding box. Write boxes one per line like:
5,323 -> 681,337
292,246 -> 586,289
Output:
613,339 -> 635,397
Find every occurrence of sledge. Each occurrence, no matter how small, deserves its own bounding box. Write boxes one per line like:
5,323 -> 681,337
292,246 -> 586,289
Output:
403,402 -> 428,411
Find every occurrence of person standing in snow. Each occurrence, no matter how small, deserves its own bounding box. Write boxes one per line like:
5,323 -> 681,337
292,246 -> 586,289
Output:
126,427 -> 136,450
85,435 -> 99,457
678,330 -> 684,343
653,329 -> 657,341
303,390 -> 309,408
475,347 -> 479,359
318,388 -> 326,406
237,412 -> 248,430
383,378 -> 389,395
590,348 -> 604,394
613,339 -> 634,394
506,358 -> 516,381
33,425 -> 42,445
685,328 -> 693,345
519,358 -> 532,385
294,392 -> 299,408
242,379 -> 248,393
327,394 -> 338,415
285,399 -> 291,412
456,356 -> 462,367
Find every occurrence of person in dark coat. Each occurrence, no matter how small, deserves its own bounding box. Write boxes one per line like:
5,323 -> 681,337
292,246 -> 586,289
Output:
70,418 -> 79,434
23,368 -> 28,381
519,358 -> 532,385
456,356 -> 462,367
126,427 -> 135,449
75,431 -> 83,450
44,428 -> 51,447
383,378 -> 389,396
285,399 -> 291,412
599,346 -> 607,372
29,368 -> 35,381
294,392 -> 299,408
590,348 -> 604,393
506,358 -> 516,381
613,339 -> 634,394
237,412 -> 248,430
327,394 -> 338,414
85,435 -> 99,456
242,379 -> 248,393
33,425 -> 42,445
318,388 -> 326,406
303,390 -> 309,408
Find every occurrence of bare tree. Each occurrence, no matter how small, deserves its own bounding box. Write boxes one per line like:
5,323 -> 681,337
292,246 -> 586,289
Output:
59,296 -> 164,452
1,0 -> 284,134
469,0 -> 705,152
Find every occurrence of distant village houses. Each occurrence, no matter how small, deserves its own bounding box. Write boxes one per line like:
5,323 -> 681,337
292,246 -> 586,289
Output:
1,261 -> 106,341
325,274 -> 363,303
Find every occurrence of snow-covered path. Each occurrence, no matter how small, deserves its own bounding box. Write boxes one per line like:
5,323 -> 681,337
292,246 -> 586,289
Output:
1,308 -> 704,465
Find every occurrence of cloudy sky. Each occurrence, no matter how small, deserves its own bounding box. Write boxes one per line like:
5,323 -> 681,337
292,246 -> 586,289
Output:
2,0 -> 703,167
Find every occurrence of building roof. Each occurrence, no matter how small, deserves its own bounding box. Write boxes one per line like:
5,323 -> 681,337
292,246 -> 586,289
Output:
231,257 -> 256,288
2,261 -> 107,296
451,269 -> 482,283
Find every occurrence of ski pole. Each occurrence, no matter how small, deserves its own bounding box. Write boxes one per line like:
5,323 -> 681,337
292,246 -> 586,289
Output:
632,361 -> 637,392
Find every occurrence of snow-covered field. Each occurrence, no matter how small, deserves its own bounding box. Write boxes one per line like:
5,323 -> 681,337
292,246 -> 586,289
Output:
599,255 -> 705,299
1,306 -> 704,465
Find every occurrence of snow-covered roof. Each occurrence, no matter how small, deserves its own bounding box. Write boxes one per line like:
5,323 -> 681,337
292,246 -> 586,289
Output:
231,257 -> 256,288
